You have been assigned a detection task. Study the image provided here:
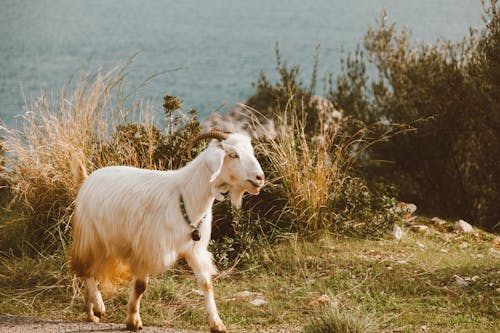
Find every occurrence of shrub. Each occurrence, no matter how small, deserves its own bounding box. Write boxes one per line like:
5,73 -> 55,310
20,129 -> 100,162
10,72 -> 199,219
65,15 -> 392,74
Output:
0,64 -> 202,253
210,53 -> 401,252
331,2 -> 499,230
246,45 -> 321,135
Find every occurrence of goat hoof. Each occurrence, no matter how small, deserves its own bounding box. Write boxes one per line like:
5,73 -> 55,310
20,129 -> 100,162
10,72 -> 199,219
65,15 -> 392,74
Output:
125,316 -> 143,331
86,308 -> 100,323
210,323 -> 227,333
87,314 -> 100,323
126,322 -> 143,331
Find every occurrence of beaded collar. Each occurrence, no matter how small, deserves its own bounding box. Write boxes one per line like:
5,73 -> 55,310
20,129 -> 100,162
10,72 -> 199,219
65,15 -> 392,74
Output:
179,194 -> 205,241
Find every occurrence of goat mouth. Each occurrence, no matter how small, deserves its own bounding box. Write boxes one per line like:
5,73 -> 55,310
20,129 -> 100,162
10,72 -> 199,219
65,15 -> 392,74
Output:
246,180 -> 262,194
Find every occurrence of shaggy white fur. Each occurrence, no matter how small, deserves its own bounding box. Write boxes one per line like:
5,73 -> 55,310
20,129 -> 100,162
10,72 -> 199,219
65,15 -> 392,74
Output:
69,133 -> 264,332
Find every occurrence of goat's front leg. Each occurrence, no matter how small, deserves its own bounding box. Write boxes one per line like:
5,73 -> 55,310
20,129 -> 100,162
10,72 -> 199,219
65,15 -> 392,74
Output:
186,251 -> 227,333
85,277 -> 105,322
125,275 -> 149,331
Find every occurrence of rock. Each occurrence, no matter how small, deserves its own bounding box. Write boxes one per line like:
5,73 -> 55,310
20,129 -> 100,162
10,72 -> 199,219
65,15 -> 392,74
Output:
310,294 -> 332,305
202,103 -> 277,140
250,299 -> 267,307
453,275 -> 469,287
202,96 -> 343,141
392,225 -> 404,240
489,248 -> 500,257
431,217 -> 447,226
394,202 -> 417,215
233,291 -> 262,300
410,225 -> 429,234
453,220 -> 474,233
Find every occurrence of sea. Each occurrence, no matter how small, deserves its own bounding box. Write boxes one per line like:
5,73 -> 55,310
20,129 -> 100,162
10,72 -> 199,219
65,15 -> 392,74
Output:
0,0 -> 485,128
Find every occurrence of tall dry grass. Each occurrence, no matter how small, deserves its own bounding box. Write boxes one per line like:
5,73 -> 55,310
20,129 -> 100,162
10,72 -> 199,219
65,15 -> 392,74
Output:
261,99 -> 362,233
255,92 -> 402,236
0,64 -> 157,252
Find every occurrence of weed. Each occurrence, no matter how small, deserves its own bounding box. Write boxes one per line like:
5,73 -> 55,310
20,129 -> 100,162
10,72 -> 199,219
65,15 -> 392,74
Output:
304,305 -> 379,333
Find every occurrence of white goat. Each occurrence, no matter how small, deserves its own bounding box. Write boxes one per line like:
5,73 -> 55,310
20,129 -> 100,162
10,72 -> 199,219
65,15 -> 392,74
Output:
68,131 -> 264,332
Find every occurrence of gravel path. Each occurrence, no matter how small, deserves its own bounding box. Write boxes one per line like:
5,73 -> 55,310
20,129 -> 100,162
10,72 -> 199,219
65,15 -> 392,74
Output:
0,315 -> 202,333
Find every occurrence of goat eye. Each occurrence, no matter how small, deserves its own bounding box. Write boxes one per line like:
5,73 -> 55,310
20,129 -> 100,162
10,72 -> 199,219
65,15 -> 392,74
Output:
229,152 -> 239,159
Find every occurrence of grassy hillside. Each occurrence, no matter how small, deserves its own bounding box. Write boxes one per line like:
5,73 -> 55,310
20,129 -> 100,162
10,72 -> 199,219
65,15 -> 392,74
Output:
0,4 -> 498,332
0,214 -> 498,332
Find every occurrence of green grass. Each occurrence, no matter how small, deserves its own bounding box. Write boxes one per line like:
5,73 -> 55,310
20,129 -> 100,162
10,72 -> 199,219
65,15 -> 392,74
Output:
0,217 -> 498,332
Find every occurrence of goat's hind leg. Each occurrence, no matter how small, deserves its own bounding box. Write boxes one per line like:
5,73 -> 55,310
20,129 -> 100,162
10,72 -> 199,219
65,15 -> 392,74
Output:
186,251 -> 227,333
125,275 -> 149,331
85,277 -> 106,322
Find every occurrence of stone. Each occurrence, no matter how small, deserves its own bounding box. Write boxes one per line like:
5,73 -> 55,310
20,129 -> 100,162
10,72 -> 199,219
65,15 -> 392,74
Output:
453,275 -> 469,287
431,217 -> 447,226
410,225 -> 429,234
454,220 -> 474,233
394,202 -> 417,215
250,298 -> 267,306
392,224 -> 404,240
202,97 -> 343,141
202,103 -> 277,140
233,291 -> 262,300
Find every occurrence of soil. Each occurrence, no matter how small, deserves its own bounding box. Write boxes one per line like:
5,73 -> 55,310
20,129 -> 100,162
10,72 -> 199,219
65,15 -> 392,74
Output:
0,315 -> 202,333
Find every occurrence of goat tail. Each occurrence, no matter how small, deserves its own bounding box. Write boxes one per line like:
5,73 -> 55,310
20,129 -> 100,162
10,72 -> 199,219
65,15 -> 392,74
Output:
71,153 -> 88,190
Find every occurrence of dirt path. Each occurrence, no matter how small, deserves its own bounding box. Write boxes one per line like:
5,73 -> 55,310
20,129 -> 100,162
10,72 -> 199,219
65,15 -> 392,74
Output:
0,315 -> 202,333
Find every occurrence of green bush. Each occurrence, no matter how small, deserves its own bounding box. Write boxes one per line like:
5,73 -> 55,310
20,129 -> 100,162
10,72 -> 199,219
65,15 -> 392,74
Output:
331,2 -> 500,230
209,50 -> 401,262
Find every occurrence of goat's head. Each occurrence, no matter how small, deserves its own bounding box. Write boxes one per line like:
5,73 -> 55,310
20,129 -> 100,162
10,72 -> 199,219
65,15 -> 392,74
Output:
188,130 -> 264,208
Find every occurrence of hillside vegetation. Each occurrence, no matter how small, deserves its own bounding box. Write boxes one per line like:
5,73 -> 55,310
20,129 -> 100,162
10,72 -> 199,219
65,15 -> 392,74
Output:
0,2 -> 499,332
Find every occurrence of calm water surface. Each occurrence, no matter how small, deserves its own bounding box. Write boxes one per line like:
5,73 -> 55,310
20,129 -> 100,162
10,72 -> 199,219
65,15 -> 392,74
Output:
0,0 -> 484,127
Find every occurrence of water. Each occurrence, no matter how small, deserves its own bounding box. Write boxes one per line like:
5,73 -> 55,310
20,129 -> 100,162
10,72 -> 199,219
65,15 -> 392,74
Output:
0,0 -> 484,128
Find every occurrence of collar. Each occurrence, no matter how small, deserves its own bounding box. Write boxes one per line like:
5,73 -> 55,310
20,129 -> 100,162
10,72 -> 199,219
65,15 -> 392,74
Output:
179,194 -> 206,241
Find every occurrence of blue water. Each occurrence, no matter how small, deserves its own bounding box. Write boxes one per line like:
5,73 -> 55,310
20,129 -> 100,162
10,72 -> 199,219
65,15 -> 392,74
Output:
0,0 -> 484,127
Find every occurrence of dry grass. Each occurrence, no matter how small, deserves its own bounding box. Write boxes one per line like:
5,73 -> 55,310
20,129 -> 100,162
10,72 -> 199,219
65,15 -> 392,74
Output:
0,62 -> 158,252
262,98 -> 369,233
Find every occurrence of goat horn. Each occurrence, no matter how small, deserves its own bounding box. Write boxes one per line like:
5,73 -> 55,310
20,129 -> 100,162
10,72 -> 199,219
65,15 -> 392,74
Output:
187,130 -> 230,158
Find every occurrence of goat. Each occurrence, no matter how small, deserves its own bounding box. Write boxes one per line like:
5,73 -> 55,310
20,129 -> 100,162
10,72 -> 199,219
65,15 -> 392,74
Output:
68,131 -> 264,332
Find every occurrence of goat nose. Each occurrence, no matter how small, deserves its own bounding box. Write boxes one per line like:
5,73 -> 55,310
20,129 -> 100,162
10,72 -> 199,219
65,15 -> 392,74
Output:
256,174 -> 264,182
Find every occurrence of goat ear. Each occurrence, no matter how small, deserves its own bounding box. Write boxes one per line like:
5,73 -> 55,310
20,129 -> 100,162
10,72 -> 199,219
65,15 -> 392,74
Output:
204,147 -> 225,183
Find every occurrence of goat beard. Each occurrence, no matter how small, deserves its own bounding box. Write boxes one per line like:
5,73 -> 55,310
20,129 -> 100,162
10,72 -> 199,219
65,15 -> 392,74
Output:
212,183 -> 258,209
230,186 -> 246,209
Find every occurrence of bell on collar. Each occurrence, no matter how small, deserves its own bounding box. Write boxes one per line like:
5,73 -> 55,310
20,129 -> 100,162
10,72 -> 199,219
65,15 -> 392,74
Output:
191,229 -> 201,241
